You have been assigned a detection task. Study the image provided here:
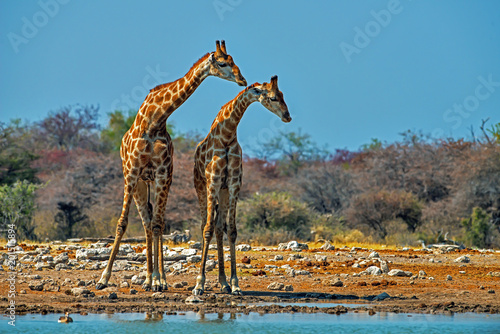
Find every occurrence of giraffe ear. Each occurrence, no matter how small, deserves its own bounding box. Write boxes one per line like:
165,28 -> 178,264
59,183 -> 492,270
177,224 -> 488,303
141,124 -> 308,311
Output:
215,40 -> 223,56
220,40 -> 227,54
271,75 -> 278,88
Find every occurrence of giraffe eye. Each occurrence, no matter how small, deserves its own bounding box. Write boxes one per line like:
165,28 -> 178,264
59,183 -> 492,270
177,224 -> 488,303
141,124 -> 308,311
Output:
217,62 -> 227,68
270,96 -> 278,101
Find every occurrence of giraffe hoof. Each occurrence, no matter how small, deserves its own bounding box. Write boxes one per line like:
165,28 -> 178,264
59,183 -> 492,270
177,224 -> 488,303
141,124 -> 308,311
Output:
152,285 -> 160,292
231,288 -> 243,296
160,284 -> 168,291
95,283 -> 107,290
142,284 -> 152,291
192,289 -> 204,296
221,286 -> 231,294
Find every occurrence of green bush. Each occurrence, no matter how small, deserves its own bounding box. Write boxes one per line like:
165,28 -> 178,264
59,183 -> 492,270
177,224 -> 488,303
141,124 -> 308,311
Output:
237,192 -> 315,243
0,181 -> 42,241
461,207 -> 494,248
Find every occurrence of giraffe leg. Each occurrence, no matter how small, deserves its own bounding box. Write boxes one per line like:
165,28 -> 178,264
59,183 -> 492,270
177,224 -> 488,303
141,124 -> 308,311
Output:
227,190 -> 242,295
96,176 -> 136,290
216,189 -> 230,294
131,180 -> 154,291
193,178 -> 220,296
159,230 -> 168,291
151,177 -> 171,292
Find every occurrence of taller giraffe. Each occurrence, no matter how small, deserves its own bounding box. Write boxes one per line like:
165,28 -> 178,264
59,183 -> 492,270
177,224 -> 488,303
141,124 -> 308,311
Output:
192,76 -> 291,295
96,41 -> 247,292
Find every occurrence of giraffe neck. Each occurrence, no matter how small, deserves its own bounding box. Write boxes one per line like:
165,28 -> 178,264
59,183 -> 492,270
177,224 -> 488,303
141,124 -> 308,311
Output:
136,53 -> 212,136
214,87 -> 258,144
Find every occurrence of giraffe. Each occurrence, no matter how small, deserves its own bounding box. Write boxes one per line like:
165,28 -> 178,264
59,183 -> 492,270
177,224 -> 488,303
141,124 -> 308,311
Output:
192,75 -> 291,295
96,40 -> 247,292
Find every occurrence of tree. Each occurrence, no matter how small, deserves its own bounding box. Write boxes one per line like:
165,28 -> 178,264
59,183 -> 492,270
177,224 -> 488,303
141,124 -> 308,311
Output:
101,110 -> 177,152
0,121 -> 39,185
298,163 -> 356,214
38,105 -> 101,151
461,207 -> 495,248
256,129 -> 329,175
0,181 -> 42,241
53,201 -> 91,240
101,110 -> 136,151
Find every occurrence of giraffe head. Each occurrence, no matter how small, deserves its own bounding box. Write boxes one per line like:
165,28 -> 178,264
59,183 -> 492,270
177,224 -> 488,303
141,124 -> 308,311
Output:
208,40 -> 247,86
251,75 -> 291,123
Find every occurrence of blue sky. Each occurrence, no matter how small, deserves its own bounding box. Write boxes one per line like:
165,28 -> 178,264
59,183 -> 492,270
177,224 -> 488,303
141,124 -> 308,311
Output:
1,0 -> 499,152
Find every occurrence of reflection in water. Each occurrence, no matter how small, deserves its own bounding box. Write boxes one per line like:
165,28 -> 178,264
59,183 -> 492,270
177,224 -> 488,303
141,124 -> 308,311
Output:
144,311 -> 163,321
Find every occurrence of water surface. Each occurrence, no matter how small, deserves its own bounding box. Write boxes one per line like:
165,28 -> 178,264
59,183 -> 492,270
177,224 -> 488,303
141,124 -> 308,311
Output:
4,312 -> 500,334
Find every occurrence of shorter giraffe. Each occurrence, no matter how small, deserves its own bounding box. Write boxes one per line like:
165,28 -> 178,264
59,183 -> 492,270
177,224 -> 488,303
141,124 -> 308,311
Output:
193,76 -> 291,295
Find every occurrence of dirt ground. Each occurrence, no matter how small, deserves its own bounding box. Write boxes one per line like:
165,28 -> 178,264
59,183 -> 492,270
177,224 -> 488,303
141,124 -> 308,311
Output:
1,242 -> 500,316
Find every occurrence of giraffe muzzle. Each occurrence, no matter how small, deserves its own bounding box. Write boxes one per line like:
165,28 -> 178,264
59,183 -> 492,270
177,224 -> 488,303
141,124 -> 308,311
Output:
282,111 -> 292,123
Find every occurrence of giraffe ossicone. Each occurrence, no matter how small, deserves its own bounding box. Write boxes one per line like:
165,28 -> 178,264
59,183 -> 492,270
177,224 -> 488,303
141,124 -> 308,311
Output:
192,76 -> 291,296
95,40 -> 247,292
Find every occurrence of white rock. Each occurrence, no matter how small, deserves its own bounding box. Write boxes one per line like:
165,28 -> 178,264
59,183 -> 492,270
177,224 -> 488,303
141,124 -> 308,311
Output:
287,241 -> 299,249
181,248 -> 197,256
363,266 -> 382,276
315,255 -> 327,262
454,255 -> 470,263
236,244 -> 252,252
380,261 -> 389,274
388,269 -> 412,277
187,255 -> 202,263
368,251 -> 380,259
206,259 -> 216,271
267,282 -> 285,290
320,241 -> 335,251
131,275 -> 145,285
275,255 -> 284,261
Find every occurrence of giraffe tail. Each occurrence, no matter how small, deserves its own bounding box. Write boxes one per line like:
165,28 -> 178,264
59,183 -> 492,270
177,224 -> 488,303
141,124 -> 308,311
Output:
147,183 -> 153,217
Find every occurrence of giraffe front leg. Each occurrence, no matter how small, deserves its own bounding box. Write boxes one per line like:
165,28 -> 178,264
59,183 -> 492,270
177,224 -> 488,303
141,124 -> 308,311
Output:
227,194 -> 242,295
216,225 -> 230,294
151,225 -> 162,292
193,187 -> 218,296
97,179 -> 135,290
142,229 -> 153,291
159,232 -> 168,291
216,189 -> 230,294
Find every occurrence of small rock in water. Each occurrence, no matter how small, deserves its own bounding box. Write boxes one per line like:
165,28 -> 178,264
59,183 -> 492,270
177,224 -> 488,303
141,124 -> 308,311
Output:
274,255 -> 284,261
185,295 -> 203,304
285,284 -> 294,291
120,281 -> 130,288
388,269 -> 412,277
374,292 -> 390,301
130,289 -> 138,295
108,292 -> 118,299
446,275 -> 452,281
418,270 -> 427,278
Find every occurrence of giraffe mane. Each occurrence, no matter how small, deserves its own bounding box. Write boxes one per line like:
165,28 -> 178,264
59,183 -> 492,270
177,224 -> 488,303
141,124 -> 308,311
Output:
149,53 -> 212,92
218,82 -> 261,110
